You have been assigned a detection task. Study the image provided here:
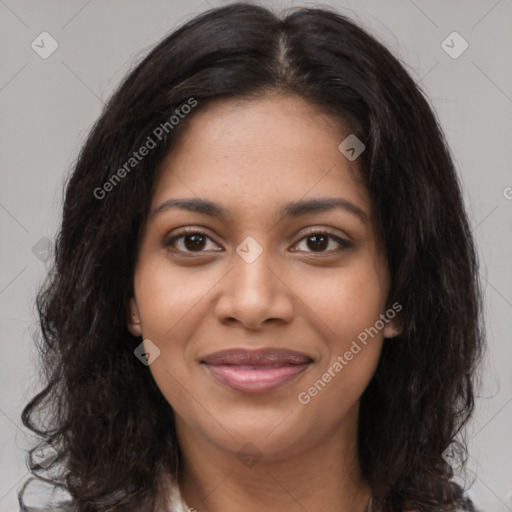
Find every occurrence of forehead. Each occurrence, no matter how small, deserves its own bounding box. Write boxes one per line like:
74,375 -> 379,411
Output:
152,93 -> 370,220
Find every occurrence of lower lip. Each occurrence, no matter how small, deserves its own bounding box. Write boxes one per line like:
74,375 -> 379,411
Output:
203,363 -> 311,393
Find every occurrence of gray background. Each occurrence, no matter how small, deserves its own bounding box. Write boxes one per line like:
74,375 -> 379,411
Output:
1,0 -> 511,510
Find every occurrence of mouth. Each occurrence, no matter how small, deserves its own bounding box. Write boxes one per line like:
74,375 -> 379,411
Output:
200,348 -> 313,393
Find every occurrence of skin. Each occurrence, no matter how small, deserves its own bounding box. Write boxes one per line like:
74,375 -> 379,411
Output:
128,91 -> 402,512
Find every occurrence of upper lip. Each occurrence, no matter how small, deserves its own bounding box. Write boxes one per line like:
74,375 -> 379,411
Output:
201,348 -> 313,366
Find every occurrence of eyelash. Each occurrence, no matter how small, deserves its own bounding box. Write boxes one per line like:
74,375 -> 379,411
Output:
163,227 -> 352,256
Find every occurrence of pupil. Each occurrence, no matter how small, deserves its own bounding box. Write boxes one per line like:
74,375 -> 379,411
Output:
308,235 -> 327,251
185,234 -> 205,251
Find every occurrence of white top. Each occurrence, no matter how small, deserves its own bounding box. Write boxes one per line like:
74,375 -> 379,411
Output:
168,479 -> 192,511
21,482 -> 477,511
21,480 -> 191,512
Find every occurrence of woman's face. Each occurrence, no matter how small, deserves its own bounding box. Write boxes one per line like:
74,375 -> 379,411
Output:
128,92 -> 400,461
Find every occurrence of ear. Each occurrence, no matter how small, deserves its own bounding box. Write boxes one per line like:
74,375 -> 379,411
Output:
127,297 -> 142,337
383,314 -> 403,339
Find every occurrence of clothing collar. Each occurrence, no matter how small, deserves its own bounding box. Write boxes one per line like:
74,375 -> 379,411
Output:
168,479 -> 192,512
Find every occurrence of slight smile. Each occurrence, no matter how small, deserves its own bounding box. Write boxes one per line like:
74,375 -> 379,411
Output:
200,347 -> 313,393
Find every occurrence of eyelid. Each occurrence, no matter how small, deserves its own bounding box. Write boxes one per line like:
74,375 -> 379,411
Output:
296,226 -> 352,244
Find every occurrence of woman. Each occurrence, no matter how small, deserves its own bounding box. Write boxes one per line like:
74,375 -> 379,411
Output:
19,3 -> 484,511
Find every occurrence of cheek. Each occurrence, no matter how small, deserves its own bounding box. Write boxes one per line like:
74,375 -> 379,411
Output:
296,274 -> 385,425
292,258 -> 388,348
132,260 -> 213,399
133,264 -> 198,413
134,258 -> 217,340
291,256 -> 387,403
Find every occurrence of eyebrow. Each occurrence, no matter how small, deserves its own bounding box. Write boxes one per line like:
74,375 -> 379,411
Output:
152,197 -> 368,223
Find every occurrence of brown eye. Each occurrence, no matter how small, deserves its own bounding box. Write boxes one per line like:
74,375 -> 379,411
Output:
164,229 -> 221,254
293,231 -> 352,254
305,234 -> 329,251
182,233 -> 207,251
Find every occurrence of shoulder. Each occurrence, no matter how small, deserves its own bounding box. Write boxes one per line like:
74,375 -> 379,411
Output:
406,497 -> 482,512
457,495 -> 482,511
20,503 -> 75,512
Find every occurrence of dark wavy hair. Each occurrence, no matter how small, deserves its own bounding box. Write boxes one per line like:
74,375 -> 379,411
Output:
19,3 -> 484,511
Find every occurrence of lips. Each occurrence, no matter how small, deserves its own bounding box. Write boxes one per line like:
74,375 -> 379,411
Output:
201,348 -> 312,393
201,348 -> 312,366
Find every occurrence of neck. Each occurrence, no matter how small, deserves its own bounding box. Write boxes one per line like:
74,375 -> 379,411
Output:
175,408 -> 372,512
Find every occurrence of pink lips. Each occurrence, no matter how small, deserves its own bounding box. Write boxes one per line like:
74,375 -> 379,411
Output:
201,348 -> 312,393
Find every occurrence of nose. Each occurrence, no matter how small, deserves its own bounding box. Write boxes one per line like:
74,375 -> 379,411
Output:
214,241 -> 295,331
